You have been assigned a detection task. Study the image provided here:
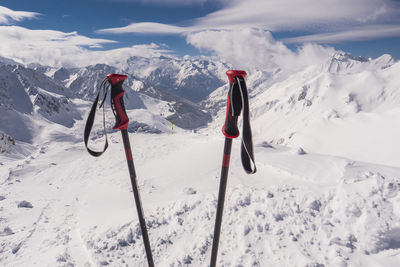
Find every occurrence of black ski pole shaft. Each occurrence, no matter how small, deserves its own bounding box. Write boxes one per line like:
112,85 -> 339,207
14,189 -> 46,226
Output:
120,129 -> 154,267
210,70 -> 247,267
210,137 -> 232,267
107,74 -> 154,267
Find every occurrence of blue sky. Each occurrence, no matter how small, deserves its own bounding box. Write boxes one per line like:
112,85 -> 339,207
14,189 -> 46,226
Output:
1,0 -> 400,67
1,0 -> 222,56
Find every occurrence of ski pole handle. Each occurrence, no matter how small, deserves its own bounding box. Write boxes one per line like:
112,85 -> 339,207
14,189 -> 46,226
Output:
107,73 -> 129,130
222,70 -> 247,139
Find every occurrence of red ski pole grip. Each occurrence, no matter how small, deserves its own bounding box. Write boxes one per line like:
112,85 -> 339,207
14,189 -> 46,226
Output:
222,70 -> 246,139
108,73 -> 129,130
226,70 -> 247,84
107,73 -> 128,85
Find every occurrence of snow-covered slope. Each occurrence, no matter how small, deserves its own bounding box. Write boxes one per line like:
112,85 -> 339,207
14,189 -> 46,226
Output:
0,131 -> 399,266
0,64 -> 81,143
205,52 -> 400,167
1,51 -> 400,266
252,53 -> 400,167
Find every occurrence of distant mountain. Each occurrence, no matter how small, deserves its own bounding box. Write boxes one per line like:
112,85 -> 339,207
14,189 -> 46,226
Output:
134,79 -> 211,129
50,62 -> 212,130
0,56 -> 219,144
2,50 -> 399,163
205,52 -> 397,117
204,52 -> 400,166
48,55 -> 229,103
0,64 -> 81,142
124,55 -> 229,102
325,52 -> 395,74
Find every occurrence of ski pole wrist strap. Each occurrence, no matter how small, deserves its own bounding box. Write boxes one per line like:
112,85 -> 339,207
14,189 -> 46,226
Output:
222,71 -> 257,174
84,74 -> 129,157
84,78 -> 109,157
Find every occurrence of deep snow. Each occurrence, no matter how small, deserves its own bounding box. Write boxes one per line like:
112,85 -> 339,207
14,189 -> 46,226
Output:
1,128 -> 400,266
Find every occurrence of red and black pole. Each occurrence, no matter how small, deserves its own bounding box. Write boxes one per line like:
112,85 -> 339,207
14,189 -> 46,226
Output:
84,74 -> 154,267
210,137 -> 232,267
210,70 -> 256,267
108,74 -> 154,267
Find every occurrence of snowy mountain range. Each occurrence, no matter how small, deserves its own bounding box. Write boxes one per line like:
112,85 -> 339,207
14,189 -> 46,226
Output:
1,51 -> 400,266
204,52 -> 400,166
0,55 -> 226,145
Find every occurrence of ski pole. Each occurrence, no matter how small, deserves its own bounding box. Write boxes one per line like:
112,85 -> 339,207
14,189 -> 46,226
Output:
210,70 -> 257,267
84,74 -> 154,267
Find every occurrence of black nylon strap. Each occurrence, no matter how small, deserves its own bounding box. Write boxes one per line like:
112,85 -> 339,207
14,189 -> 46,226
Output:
236,76 -> 257,174
84,79 -> 109,157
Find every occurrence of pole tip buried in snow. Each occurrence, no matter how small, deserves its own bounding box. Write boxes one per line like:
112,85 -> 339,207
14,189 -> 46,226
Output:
226,70 -> 247,84
106,73 -> 128,85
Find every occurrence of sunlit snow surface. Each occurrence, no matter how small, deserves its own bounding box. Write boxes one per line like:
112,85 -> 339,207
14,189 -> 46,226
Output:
1,131 -> 400,266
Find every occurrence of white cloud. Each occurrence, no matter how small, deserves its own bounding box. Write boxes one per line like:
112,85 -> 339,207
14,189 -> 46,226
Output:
186,29 -> 287,71
0,5 -> 40,24
97,0 -> 400,35
133,0 -> 209,5
0,26 -> 117,48
67,43 -> 171,67
283,25 -> 400,44
0,26 -> 170,67
97,22 -> 192,35
94,0 -> 213,6
193,0 -> 398,31
186,28 -> 336,71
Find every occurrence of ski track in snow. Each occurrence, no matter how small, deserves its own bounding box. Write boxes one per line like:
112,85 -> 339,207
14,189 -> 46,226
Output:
1,132 -> 399,266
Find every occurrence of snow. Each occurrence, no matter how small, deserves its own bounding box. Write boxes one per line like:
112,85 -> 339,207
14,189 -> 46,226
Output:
1,129 -> 399,266
1,50 -> 400,266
